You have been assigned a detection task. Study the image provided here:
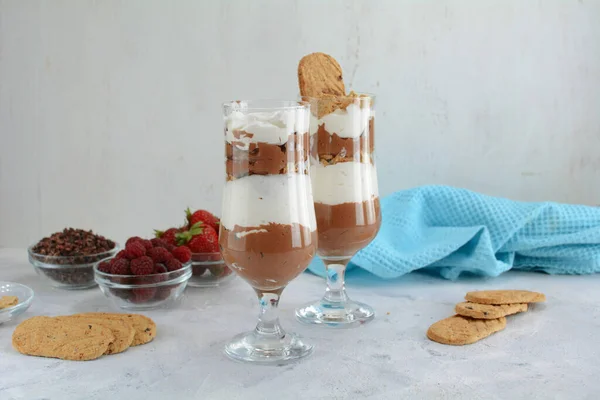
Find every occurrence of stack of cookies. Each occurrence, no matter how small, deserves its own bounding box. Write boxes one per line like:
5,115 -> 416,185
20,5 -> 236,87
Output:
427,290 -> 546,346
12,312 -> 156,361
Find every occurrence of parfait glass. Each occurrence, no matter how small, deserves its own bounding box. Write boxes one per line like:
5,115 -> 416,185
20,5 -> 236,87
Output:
295,94 -> 381,328
220,100 -> 317,363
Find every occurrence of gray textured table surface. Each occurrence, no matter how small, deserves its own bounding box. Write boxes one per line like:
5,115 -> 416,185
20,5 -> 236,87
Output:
1,248 -> 599,400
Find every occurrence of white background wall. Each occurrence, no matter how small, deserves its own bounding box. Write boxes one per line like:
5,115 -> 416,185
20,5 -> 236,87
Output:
1,0 -> 599,248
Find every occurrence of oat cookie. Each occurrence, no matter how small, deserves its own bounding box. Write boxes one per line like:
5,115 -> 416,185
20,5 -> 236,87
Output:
12,316 -> 115,361
57,316 -> 135,355
465,290 -> 546,305
298,52 -> 346,99
427,315 -> 506,345
74,312 -> 156,346
0,295 -> 18,309
455,302 -> 527,320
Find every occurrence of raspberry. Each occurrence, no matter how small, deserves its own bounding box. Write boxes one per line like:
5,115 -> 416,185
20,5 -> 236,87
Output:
125,236 -> 143,247
115,250 -> 127,260
154,287 -> 173,301
155,228 -> 180,246
165,258 -> 182,272
98,261 -> 112,273
147,247 -> 172,264
171,246 -> 192,263
110,258 -> 131,275
130,287 -> 156,303
124,242 -> 146,259
150,238 -> 168,248
154,264 -> 168,274
139,239 -> 153,251
130,256 -> 154,275
109,288 -> 131,300
152,264 -> 168,284
166,244 -> 176,252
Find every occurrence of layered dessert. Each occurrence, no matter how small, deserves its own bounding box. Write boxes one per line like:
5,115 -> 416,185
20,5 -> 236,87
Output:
310,96 -> 381,257
220,103 -> 317,291
298,52 -> 381,259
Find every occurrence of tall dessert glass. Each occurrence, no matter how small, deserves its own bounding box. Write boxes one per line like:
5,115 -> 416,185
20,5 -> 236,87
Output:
296,94 -> 381,328
220,100 -> 317,363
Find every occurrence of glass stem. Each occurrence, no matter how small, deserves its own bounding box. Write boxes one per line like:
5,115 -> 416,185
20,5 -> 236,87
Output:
254,289 -> 285,339
323,260 -> 349,304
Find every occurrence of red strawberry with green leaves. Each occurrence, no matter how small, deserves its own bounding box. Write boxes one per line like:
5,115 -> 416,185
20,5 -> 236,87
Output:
176,222 -> 219,253
185,208 -> 220,233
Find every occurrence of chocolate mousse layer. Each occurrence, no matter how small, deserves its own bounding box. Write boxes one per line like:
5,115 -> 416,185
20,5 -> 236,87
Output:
314,198 -> 381,258
220,223 -> 317,291
315,117 -> 374,164
226,130 -> 309,180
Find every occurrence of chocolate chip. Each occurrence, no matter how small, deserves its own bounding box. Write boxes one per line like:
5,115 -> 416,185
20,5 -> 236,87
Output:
31,228 -> 116,286
32,228 -> 115,258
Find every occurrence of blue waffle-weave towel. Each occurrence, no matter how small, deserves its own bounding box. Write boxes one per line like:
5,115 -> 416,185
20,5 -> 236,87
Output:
308,185 -> 600,280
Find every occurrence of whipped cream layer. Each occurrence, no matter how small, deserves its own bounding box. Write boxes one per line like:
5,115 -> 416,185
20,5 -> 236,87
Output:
311,161 -> 379,205
225,108 -> 309,149
221,174 -> 317,231
310,103 -> 371,138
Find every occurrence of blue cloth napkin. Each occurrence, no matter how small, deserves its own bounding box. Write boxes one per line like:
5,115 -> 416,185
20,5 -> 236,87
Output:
308,185 -> 600,280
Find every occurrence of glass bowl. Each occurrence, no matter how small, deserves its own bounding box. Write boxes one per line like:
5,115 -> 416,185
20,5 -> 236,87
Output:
94,257 -> 192,310
28,244 -> 119,290
0,282 -> 34,324
188,252 -> 235,287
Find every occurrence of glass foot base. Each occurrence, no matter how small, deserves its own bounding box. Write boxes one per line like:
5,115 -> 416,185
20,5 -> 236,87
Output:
295,299 -> 375,328
224,331 -> 313,365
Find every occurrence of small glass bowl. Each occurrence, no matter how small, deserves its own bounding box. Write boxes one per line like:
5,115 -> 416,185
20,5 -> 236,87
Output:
188,252 -> 235,287
94,257 -> 192,310
0,282 -> 34,324
28,244 -> 119,290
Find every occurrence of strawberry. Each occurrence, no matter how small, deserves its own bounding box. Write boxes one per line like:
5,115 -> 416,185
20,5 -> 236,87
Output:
154,228 -> 180,246
208,264 -> 232,277
185,208 -> 220,232
176,223 -> 219,253
188,234 -> 218,253
171,246 -> 192,263
188,228 -> 219,252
